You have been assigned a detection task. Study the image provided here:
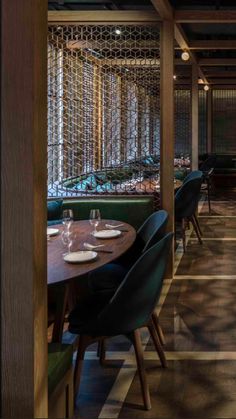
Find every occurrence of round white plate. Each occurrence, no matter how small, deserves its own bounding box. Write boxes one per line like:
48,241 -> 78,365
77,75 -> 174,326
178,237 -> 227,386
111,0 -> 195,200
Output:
63,251 -> 97,263
47,228 -> 59,237
93,229 -> 121,239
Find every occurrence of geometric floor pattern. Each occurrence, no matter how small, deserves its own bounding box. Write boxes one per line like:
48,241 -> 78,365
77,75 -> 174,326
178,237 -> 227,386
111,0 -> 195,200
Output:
74,188 -> 236,419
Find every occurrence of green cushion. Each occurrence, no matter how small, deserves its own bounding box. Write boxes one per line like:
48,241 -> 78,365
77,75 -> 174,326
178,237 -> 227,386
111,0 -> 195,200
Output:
48,343 -> 73,396
62,196 -> 154,230
47,200 -> 63,221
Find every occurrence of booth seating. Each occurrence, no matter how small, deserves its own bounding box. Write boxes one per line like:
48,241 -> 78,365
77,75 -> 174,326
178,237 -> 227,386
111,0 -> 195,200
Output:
48,343 -> 74,418
47,195 -> 155,231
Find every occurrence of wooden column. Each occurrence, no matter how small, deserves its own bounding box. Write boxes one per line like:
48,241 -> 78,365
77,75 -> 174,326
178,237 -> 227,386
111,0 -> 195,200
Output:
160,20 -> 175,277
191,63 -> 199,170
207,89 -> 213,153
1,1 -> 48,417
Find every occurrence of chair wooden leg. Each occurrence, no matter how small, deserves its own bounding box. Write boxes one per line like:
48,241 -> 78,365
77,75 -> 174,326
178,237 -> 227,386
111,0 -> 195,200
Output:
190,216 -> 202,245
207,179 -> 211,215
74,335 -> 90,400
151,311 -> 165,346
97,339 -> 106,364
193,213 -> 202,237
181,218 -> 186,252
131,329 -> 151,410
148,318 -> 167,369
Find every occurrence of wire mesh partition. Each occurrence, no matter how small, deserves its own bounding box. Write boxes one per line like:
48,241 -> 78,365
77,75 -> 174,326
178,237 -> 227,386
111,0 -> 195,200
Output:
199,90 -> 207,155
174,89 -> 191,156
48,24 -> 161,205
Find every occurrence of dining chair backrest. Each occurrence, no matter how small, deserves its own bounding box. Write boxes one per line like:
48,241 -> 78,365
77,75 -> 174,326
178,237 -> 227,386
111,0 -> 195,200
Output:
137,209 -> 169,253
183,170 -> 203,184
175,175 -> 202,219
92,232 -> 173,336
199,155 -> 216,172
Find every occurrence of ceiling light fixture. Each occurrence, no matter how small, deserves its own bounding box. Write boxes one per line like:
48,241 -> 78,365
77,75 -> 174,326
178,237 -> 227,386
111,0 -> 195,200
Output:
115,28 -> 122,35
181,50 -> 190,61
173,75 -> 177,80
204,84 -> 210,91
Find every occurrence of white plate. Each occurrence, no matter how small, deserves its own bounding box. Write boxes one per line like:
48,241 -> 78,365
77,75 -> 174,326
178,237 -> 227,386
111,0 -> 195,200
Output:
93,229 -> 121,239
63,251 -> 97,263
47,228 -> 59,237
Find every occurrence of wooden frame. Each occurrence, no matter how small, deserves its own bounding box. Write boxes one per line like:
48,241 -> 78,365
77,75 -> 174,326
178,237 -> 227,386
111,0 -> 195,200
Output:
191,63 -> 199,170
1,0 -> 48,417
160,20 -> 175,278
48,10 -> 161,24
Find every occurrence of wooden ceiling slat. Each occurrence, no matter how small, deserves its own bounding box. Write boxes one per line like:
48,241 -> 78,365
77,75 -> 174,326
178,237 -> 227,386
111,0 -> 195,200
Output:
150,0 -> 173,20
175,10 -> 236,24
48,10 -> 161,23
189,40 -> 236,50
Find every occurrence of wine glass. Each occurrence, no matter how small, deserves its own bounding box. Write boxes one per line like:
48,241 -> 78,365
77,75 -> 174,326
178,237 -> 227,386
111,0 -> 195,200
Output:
62,209 -> 74,231
61,229 -> 77,255
89,209 -> 101,234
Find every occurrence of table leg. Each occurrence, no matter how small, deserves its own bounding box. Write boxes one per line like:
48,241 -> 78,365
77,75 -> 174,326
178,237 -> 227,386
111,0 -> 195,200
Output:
51,284 -> 69,343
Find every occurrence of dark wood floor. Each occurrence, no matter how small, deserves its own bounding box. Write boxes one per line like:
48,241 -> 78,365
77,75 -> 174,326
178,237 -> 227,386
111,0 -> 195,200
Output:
73,188 -> 236,419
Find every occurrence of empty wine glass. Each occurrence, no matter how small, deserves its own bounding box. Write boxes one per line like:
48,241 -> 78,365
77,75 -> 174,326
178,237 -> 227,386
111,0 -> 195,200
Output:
89,209 -> 101,234
61,229 -> 77,255
62,209 -> 74,231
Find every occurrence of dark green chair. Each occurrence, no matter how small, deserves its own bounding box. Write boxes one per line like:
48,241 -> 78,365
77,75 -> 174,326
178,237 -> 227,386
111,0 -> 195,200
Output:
175,174 -> 203,252
183,170 -> 203,184
68,233 -> 173,411
199,156 -> 216,214
88,209 -> 169,293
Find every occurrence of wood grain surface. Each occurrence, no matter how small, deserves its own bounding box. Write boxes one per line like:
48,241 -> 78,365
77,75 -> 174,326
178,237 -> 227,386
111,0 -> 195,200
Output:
1,1 -> 48,417
48,220 -> 136,285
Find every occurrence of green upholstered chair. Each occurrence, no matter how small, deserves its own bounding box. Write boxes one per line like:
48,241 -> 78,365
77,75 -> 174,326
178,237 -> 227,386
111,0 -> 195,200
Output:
68,233 -> 173,410
88,209 -> 169,291
175,173 -> 203,252
48,343 -> 74,418
47,199 -> 63,226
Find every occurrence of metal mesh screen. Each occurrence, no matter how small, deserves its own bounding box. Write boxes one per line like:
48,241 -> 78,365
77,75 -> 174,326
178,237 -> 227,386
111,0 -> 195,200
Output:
174,89 -> 191,156
212,89 -> 236,153
199,90 -> 207,155
48,24 -> 160,199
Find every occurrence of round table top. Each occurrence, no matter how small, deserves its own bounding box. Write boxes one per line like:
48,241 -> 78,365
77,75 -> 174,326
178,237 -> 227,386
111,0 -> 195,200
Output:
48,220 -> 136,285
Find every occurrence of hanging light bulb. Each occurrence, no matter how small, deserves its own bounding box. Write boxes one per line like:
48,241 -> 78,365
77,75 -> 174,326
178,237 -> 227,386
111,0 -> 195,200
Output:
173,75 -> 177,80
204,84 -> 210,91
181,50 -> 190,61
115,28 -> 122,35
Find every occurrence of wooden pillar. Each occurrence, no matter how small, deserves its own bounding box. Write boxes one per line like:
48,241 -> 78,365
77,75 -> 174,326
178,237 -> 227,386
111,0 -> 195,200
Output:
207,89 -> 213,154
160,20 -> 175,277
191,63 -> 199,170
1,1 -> 48,417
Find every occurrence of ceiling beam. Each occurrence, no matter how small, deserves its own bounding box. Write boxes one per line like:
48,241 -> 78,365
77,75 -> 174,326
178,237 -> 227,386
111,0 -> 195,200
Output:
175,24 -> 208,84
150,0 -> 208,84
212,85 -> 236,89
175,10 -> 236,23
48,10 -> 161,23
208,79 -> 236,85
150,0 -> 173,20
188,40 -> 236,50
205,71 -> 236,78
199,58 -> 236,66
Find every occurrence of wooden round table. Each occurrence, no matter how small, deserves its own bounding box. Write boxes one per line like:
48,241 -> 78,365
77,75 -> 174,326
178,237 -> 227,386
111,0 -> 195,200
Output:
48,220 -> 136,341
48,219 -> 136,285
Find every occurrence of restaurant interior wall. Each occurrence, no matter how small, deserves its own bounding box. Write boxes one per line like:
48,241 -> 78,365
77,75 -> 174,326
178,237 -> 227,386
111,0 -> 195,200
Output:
47,24 -> 161,199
